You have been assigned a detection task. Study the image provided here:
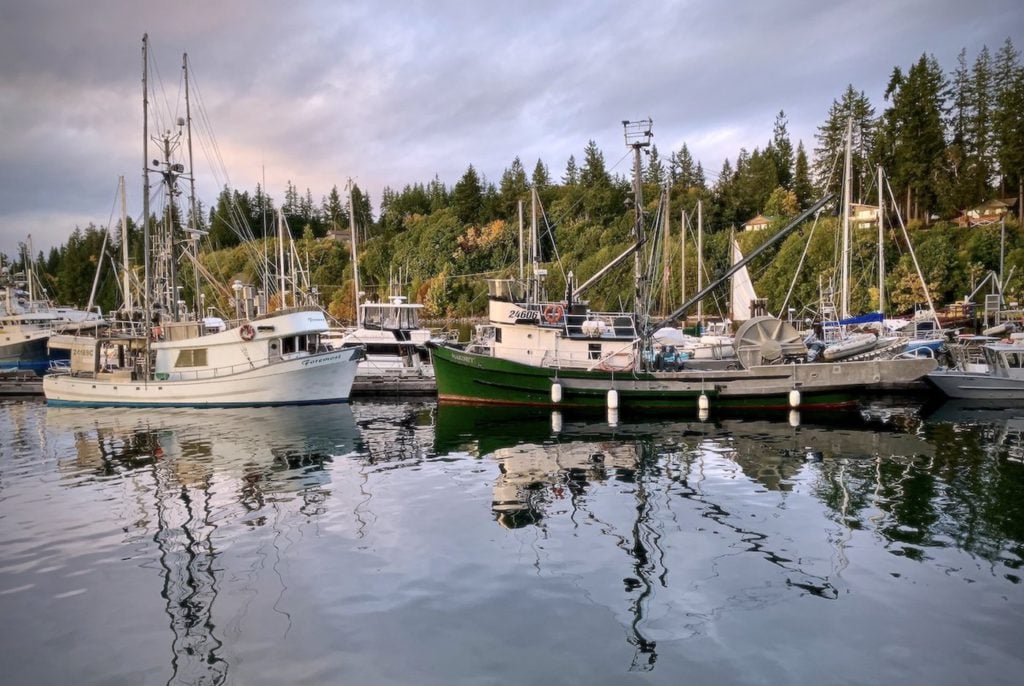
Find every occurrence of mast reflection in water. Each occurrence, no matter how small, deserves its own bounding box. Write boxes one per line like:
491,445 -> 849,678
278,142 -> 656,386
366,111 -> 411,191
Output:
2,398 -> 1024,685
42,404 -> 359,686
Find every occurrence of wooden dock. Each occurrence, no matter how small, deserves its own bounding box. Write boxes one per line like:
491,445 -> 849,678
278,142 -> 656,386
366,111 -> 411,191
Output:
351,375 -> 436,396
0,372 -> 44,396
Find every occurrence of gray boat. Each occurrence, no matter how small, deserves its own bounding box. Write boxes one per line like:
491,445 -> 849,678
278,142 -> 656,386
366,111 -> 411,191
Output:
925,338 -> 1024,401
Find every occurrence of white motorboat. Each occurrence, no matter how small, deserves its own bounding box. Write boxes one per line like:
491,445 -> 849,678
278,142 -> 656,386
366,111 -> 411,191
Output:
925,335 -> 1024,401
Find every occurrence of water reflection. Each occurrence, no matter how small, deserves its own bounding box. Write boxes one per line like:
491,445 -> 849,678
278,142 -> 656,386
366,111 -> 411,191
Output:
42,404 -> 361,686
433,402 -> 1024,667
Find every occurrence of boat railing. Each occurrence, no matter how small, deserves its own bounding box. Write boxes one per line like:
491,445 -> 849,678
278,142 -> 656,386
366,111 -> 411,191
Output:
556,311 -> 637,339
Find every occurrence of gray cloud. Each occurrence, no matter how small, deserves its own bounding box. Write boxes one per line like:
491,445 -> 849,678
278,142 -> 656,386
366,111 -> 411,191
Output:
1,0 -> 1020,256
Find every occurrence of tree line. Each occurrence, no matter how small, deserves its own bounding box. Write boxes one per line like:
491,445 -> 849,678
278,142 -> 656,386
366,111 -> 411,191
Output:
6,39 -> 1024,323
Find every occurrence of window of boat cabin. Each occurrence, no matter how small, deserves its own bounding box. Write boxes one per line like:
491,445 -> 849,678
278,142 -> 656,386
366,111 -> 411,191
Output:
282,336 -> 298,355
588,343 -> 601,360
494,327 -> 502,343
174,348 -> 208,367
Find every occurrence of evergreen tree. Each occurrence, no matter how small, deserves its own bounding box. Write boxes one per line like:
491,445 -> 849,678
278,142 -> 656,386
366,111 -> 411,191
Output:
994,38 -> 1024,209
814,85 -> 876,203
452,165 -> 483,225
879,55 -> 948,221
793,141 -> 815,209
644,144 -> 665,185
562,155 -> 579,185
499,156 -> 529,216
579,141 -> 610,187
770,110 -> 795,189
531,158 -> 550,189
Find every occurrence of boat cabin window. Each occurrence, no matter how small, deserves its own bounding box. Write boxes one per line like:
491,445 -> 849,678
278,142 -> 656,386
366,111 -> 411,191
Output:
494,327 -> 502,343
588,343 -> 602,360
174,348 -> 208,368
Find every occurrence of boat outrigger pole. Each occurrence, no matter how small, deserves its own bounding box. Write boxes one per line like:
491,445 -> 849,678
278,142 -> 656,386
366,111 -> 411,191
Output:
648,192 -> 836,333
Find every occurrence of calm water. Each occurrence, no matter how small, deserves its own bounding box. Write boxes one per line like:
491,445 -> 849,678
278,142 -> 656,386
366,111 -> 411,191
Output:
1,397 -> 1023,685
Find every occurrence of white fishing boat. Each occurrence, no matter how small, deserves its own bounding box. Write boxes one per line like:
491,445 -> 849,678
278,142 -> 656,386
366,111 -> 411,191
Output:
43,35 -> 361,407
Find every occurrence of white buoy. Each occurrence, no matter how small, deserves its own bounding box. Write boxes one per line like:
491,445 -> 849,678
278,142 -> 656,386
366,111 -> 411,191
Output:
551,382 -> 562,404
607,388 -> 619,410
551,410 -> 563,434
607,408 -> 619,427
698,393 -> 709,412
789,409 -> 801,428
788,389 -> 801,409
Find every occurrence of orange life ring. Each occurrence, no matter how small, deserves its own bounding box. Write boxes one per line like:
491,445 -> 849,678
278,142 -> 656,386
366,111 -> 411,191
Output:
543,304 -> 564,324
240,324 -> 256,341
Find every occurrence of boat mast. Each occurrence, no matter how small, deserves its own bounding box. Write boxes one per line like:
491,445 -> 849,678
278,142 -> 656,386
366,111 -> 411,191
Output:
517,198 -> 524,281
840,117 -> 853,320
680,208 -> 686,312
696,199 -> 703,329
183,53 -> 201,320
277,209 -> 287,309
623,119 -> 652,319
142,34 -> 152,330
877,164 -> 885,316
530,186 -> 539,302
348,180 -> 361,317
660,187 -> 671,315
120,175 -> 132,312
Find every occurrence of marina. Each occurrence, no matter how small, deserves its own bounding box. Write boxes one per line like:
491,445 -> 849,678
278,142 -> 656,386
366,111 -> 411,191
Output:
2,395 -> 1023,685
2,8 -> 1022,685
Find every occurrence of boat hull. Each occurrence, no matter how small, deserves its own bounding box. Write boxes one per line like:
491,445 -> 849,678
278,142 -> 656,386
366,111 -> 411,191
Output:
430,344 -> 935,413
925,370 -> 1024,400
43,347 -> 362,407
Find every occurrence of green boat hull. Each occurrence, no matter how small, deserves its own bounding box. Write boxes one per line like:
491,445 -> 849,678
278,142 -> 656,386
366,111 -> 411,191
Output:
430,345 -> 859,413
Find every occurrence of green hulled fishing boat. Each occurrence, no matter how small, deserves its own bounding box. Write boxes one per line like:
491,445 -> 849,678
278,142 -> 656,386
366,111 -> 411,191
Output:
430,120 -> 935,416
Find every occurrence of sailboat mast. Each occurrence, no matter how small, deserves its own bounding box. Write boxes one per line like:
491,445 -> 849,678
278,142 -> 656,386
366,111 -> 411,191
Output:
348,181 -> 361,316
142,34 -> 152,330
877,165 -> 885,316
680,208 -> 686,312
183,53 -> 201,319
840,117 -> 853,320
696,199 -> 703,328
530,187 -> 539,302
120,175 -> 132,312
277,210 -> 287,309
661,187 -> 670,315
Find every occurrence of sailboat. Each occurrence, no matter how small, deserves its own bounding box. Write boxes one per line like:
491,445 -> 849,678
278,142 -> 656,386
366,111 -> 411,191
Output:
42,35 -> 361,408
429,120 -> 935,415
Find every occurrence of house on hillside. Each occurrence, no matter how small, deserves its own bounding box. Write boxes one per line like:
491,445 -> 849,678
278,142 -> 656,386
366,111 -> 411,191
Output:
849,203 -> 880,230
742,214 -> 771,232
955,198 -> 1018,227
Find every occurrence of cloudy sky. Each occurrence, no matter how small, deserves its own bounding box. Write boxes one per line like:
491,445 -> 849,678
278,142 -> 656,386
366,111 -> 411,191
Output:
0,0 -> 1019,257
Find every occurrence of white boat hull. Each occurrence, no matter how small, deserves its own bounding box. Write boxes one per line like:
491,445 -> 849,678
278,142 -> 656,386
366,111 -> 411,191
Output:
925,370 -> 1024,400
43,347 -> 361,407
